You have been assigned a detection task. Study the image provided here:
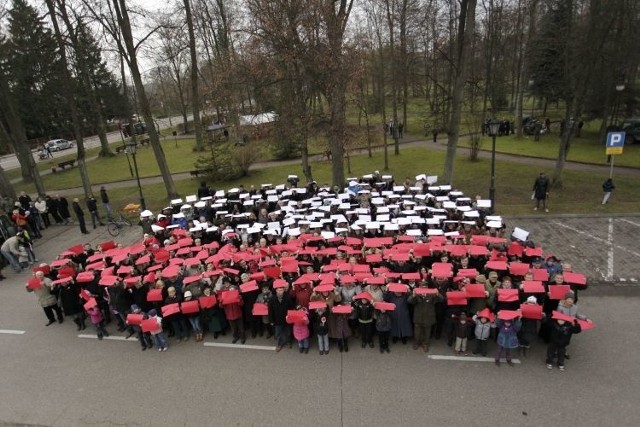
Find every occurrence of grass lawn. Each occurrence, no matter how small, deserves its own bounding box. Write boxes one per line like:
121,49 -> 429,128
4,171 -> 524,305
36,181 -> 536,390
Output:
30,146 -> 640,218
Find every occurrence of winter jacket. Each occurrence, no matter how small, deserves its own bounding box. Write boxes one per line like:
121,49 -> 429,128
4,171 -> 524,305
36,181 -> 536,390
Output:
29,278 -> 57,307
87,306 -> 104,325
473,318 -> 492,340
496,319 -> 521,349
268,294 -> 293,325
312,310 -> 330,336
354,301 -> 374,323
291,314 -> 310,341
408,292 -> 441,324
549,320 -> 581,347
375,311 -> 392,332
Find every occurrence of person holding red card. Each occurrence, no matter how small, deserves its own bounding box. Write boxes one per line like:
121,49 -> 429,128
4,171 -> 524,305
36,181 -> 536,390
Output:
86,304 -> 109,340
219,280 -> 246,344
546,313 -> 581,371
254,284 -> 273,338
384,286 -> 412,345
495,312 -> 521,367
556,291 -> 591,360
311,306 -> 330,355
374,306 -> 393,353
408,284 -> 442,352
353,295 -> 375,349
147,309 -> 168,351
26,271 -> 63,326
163,287 -> 189,342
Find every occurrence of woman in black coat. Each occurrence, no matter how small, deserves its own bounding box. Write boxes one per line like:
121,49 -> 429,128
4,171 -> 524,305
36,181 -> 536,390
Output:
55,280 -> 86,330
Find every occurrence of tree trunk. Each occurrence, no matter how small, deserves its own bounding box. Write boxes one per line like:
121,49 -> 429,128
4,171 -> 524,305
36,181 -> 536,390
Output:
45,0 -> 92,198
327,84 -> 346,188
0,163 -> 16,200
444,0 -> 477,184
113,0 -> 177,199
184,0 -> 204,151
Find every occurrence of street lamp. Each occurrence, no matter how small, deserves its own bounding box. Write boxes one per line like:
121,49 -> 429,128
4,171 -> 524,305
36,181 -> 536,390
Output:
613,84 -> 625,127
488,120 -> 500,214
127,137 -> 146,210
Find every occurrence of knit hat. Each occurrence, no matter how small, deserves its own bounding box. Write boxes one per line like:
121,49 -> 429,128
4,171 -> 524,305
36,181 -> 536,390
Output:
148,309 -> 157,316
526,296 -> 537,304
130,304 -> 141,313
564,291 -> 575,300
183,291 -> 192,299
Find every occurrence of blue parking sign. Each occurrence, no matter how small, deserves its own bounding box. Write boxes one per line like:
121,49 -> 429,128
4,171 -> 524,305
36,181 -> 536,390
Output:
606,132 -> 625,155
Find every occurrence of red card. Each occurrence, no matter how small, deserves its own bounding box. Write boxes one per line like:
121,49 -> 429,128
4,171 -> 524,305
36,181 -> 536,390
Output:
332,305 -> 352,314
464,283 -> 486,298
127,313 -> 144,325
263,267 -> 281,279
79,289 -> 92,301
387,283 -> 408,293
27,278 -> 42,290
414,288 -> 437,296
446,291 -> 467,306
239,281 -> 259,293
498,310 -> 520,321
507,242 -> 524,257
577,319 -> 595,331
75,272 -> 95,283
432,262 -> 453,278
520,304 -> 543,320
354,292 -> 373,301
548,285 -> 571,300
141,318 -> 158,333
521,280 -> 545,293
476,308 -> 495,322
314,284 -> 334,293
486,260 -> 508,271
563,272 -> 587,286
220,290 -> 241,305
98,240 -> 115,251
365,277 -> 386,285
181,300 -> 200,314
509,262 -> 530,276
147,289 -> 163,302
286,310 -> 306,324
308,301 -> 327,310
457,268 -> 479,279
374,302 -> 396,311
497,289 -> 519,302
468,245 -> 488,256
161,303 -> 181,317
366,254 -> 383,263
182,275 -> 201,285
551,310 -> 575,323
273,279 -> 288,289
52,277 -> 73,285
401,273 -> 421,281
198,295 -> 217,309
252,303 -> 268,316
532,268 -> 549,282
83,298 -> 97,311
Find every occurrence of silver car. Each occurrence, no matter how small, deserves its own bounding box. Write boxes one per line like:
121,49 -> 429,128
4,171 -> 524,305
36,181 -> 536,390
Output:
45,139 -> 74,151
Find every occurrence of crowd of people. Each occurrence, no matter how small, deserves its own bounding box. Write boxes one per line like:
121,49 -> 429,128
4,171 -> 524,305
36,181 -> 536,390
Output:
24,171 -> 593,370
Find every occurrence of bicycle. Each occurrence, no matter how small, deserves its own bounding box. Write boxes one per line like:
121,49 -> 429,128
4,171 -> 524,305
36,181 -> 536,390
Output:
107,213 -> 133,237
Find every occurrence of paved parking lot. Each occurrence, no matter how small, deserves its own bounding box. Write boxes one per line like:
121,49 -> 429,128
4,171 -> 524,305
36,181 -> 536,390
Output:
509,214 -> 640,285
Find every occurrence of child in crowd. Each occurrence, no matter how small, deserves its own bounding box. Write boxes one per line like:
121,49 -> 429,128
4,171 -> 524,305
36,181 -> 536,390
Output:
375,307 -> 392,354
472,309 -> 494,357
495,314 -> 521,367
129,305 -> 153,351
454,313 -> 470,356
354,295 -> 375,348
290,306 -> 310,354
148,309 -> 168,351
313,307 -> 330,355
86,304 -> 109,340
546,314 -> 581,371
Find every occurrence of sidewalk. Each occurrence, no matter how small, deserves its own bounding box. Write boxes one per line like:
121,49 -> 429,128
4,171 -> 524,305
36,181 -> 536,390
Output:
40,136 -> 638,197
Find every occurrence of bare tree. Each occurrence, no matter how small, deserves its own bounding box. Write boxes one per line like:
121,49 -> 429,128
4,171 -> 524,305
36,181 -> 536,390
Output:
183,0 -> 204,151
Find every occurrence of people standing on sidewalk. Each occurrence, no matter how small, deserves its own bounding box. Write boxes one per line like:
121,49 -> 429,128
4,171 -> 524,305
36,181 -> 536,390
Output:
46,195 -> 63,224
100,186 -> 112,221
72,198 -> 89,234
86,195 -> 105,229
1,233 -> 24,273
602,178 -> 615,205
34,197 -> 50,228
56,195 -> 72,224
532,172 -> 550,212
432,127 -> 439,143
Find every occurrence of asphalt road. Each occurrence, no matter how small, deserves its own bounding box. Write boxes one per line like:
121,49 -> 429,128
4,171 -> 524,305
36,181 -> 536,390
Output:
0,220 -> 639,426
0,115 -> 190,171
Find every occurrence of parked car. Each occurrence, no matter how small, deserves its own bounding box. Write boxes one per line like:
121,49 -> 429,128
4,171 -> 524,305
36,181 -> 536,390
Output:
45,139 -> 74,152
619,118 -> 640,144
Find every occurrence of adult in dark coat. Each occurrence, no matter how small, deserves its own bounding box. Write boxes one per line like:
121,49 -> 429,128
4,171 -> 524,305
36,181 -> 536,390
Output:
57,195 -> 72,224
268,288 -> 294,350
384,291 -> 413,344
46,195 -> 63,224
107,280 -> 134,333
72,198 -> 89,234
55,280 -> 85,330
408,287 -> 442,351
532,172 -> 550,212
86,195 -> 104,229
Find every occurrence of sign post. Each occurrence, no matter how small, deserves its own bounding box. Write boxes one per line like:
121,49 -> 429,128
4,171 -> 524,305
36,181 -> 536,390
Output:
605,132 -> 625,178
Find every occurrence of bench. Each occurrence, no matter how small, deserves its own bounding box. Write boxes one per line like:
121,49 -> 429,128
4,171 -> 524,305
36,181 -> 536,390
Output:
115,146 -> 126,154
52,160 -> 75,173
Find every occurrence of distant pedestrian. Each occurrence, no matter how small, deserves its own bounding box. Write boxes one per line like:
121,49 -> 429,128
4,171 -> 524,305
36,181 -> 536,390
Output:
602,178 -> 615,205
100,186 -> 112,221
432,127 -> 438,143
72,198 -> 89,234
86,195 -> 104,229
423,122 -> 430,136
45,144 -> 53,158
398,123 -> 404,139
57,195 -> 72,224
532,172 -> 550,212
46,195 -> 63,224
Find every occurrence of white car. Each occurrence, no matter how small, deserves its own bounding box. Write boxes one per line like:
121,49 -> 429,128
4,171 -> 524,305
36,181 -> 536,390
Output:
45,139 -> 74,152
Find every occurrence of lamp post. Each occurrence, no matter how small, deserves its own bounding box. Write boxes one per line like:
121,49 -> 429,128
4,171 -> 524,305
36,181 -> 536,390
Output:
613,84 -> 625,127
488,120 -> 500,214
126,137 -> 146,210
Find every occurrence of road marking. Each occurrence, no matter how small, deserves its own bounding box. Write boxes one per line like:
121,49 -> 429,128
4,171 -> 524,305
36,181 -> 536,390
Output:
552,221 -> 640,258
78,334 -> 137,342
428,355 -> 521,364
607,218 -> 614,281
203,342 -> 276,351
0,329 -> 26,335
617,218 -> 640,227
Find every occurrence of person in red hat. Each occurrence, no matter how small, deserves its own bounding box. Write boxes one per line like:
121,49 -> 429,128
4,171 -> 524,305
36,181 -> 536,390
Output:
494,312 -> 521,367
